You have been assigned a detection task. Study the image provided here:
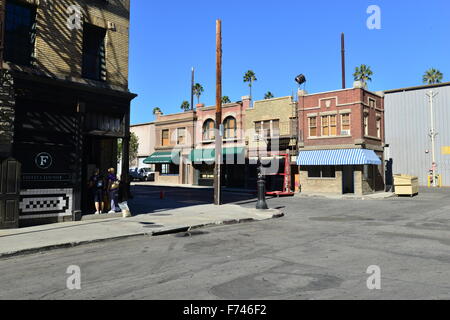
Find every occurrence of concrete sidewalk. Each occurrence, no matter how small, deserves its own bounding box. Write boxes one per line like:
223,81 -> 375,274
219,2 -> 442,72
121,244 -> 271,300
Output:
295,191 -> 396,200
0,204 -> 283,258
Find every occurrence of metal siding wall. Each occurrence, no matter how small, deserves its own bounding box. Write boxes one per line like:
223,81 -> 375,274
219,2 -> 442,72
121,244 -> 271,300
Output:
385,86 -> 450,186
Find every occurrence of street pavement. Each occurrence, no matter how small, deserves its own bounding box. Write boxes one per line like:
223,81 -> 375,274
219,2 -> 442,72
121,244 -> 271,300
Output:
0,186 -> 449,299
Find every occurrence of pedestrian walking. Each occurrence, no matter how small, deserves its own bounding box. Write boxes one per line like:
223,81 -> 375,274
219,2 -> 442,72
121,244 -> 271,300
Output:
88,168 -> 106,215
107,168 -> 121,213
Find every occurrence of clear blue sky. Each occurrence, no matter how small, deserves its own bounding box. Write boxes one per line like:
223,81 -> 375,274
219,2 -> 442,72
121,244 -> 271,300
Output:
129,0 -> 450,125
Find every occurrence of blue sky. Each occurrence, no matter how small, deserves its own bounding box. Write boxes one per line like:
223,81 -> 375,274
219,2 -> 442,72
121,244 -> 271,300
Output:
129,0 -> 450,125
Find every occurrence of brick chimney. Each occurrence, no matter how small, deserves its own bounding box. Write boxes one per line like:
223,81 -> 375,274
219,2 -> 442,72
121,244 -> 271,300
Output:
241,96 -> 251,109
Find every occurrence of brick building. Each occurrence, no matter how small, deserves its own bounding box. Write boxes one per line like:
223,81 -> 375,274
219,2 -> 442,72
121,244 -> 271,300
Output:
191,100 -> 247,187
296,83 -> 385,195
145,110 -> 196,185
0,0 -> 136,228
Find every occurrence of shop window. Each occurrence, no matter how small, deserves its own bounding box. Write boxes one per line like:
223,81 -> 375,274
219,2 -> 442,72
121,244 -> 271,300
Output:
223,116 -> 236,139
82,23 -> 106,81
162,129 -> 169,146
203,119 -> 215,141
4,0 -> 36,66
308,166 -> 336,178
177,128 -> 186,145
308,117 -> 317,137
161,163 -> 179,175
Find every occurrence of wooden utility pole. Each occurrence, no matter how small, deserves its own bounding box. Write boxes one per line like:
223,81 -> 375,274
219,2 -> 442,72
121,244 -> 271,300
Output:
0,0 -> 6,69
341,33 -> 346,89
214,19 -> 222,205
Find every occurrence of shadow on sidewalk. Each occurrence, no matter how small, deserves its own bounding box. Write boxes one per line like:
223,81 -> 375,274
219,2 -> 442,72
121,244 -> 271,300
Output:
127,185 -> 257,216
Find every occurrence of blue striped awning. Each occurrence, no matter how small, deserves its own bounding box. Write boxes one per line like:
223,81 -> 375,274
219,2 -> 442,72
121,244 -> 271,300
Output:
297,149 -> 382,166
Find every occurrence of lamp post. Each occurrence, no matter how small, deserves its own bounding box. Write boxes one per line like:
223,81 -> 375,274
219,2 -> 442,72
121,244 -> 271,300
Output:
426,90 -> 438,187
256,134 -> 268,210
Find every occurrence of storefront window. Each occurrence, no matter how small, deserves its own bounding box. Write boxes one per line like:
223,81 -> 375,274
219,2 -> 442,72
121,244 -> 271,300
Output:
308,166 -> 336,178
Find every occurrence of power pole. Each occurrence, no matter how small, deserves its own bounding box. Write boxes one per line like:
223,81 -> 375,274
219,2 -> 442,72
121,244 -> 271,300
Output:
341,33 -> 346,89
214,19 -> 222,205
0,0 -> 6,69
191,67 -> 195,110
426,90 -> 439,187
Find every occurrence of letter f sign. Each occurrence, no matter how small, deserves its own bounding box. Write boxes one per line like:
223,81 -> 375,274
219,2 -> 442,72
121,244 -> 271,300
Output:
367,5 -> 381,30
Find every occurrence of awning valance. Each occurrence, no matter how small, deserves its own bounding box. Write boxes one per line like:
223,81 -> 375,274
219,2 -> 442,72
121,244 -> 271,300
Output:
190,147 -> 245,163
297,149 -> 382,166
144,151 -> 180,164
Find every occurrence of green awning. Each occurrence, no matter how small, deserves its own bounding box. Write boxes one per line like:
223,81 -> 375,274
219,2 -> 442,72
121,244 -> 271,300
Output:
190,147 -> 245,163
144,151 -> 180,164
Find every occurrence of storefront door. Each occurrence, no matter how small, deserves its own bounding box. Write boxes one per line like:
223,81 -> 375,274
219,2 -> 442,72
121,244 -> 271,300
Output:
342,166 -> 355,194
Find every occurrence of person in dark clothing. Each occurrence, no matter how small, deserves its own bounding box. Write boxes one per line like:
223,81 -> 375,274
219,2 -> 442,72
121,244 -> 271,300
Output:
107,167 -> 121,213
88,168 -> 106,215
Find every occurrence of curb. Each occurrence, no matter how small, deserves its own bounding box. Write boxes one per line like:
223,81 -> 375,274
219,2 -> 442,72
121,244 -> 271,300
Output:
0,211 -> 284,259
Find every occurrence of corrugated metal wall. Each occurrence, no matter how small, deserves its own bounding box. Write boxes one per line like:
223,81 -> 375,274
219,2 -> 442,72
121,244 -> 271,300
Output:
385,85 -> 450,186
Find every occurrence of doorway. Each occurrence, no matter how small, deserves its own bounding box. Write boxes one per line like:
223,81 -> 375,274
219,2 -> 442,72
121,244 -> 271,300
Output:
342,166 -> 354,194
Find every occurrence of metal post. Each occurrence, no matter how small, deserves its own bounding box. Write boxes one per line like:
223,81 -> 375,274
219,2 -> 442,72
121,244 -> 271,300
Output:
426,90 -> 438,187
214,19 -> 222,205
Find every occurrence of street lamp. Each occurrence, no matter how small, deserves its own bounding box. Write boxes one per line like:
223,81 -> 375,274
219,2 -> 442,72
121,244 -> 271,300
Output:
256,134 -> 268,210
426,90 -> 438,187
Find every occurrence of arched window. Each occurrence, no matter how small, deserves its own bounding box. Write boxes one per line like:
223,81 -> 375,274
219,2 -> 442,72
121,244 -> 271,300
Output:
203,119 -> 215,141
223,116 -> 237,139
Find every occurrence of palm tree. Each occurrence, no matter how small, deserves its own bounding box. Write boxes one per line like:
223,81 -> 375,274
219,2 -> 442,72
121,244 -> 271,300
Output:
222,96 -> 231,104
180,101 -> 190,112
264,91 -> 274,99
423,68 -> 443,84
353,64 -> 373,86
193,83 -> 204,104
243,70 -> 257,100
152,107 -> 162,116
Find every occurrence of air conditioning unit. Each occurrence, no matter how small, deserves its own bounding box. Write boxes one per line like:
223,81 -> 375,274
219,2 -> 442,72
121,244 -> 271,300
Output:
341,130 -> 350,136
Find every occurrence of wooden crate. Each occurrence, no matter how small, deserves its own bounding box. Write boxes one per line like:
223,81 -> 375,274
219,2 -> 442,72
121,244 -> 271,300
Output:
394,174 -> 419,196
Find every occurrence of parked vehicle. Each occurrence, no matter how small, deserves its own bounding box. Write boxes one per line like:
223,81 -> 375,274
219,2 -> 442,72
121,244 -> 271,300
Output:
129,168 -> 155,181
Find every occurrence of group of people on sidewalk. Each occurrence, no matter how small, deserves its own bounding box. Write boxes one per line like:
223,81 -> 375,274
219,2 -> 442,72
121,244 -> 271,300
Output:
88,168 -> 122,215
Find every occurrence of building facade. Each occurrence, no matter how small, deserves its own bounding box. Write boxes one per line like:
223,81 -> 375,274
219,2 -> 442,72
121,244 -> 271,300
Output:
384,82 -> 450,187
245,96 -> 298,191
0,0 -> 136,228
145,110 -> 196,185
297,84 -> 385,195
130,122 -> 155,169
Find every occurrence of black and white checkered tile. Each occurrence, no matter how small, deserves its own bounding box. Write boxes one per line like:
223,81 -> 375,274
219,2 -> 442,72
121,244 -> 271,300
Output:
19,189 -> 73,219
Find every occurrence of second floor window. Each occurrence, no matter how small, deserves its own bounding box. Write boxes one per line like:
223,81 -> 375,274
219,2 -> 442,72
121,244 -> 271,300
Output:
255,120 -> 279,138
223,116 -> 237,139
364,113 -> 369,136
4,0 -> 36,66
161,129 -> 169,146
341,114 -> 351,135
321,115 -> 337,136
177,128 -> 186,145
376,117 -> 381,138
308,117 -> 317,137
82,24 -> 106,81
203,119 -> 215,141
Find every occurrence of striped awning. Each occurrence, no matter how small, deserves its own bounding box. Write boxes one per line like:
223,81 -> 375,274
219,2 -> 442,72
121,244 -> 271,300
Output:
297,149 -> 382,166
143,151 -> 180,164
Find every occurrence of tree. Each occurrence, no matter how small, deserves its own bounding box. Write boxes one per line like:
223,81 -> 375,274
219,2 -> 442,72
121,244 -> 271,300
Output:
423,68 -> 443,84
222,96 -> 231,104
152,107 -> 162,116
353,64 -> 373,85
118,132 -> 139,167
180,101 -> 190,111
243,70 -> 257,100
264,91 -> 274,99
193,83 -> 204,104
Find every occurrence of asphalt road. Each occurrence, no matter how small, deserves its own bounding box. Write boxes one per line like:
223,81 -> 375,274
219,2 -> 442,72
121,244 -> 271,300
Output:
1,186 -> 450,300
